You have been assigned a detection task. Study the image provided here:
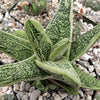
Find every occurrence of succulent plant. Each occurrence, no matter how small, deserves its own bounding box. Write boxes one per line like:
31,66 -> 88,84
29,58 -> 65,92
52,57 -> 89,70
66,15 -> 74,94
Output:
21,0 -> 46,15
0,0 -> 100,95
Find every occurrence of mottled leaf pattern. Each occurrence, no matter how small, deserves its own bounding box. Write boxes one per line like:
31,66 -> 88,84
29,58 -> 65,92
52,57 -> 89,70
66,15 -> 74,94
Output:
35,59 -> 81,87
0,55 -> 51,87
70,24 -> 100,62
46,0 -> 73,44
25,19 -> 52,61
46,0 -> 73,59
73,65 -> 100,90
0,31 -> 33,61
0,0 -> 99,94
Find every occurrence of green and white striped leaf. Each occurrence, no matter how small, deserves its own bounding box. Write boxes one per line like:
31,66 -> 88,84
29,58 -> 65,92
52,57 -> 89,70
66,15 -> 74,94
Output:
0,55 -> 51,87
13,29 -> 28,40
70,24 -> 100,62
49,38 -> 70,61
46,0 -> 73,59
35,59 -> 81,87
0,31 -> 33,61
25,19 -> 52,61
73,64 -> 100,90
46,0 -> 73,44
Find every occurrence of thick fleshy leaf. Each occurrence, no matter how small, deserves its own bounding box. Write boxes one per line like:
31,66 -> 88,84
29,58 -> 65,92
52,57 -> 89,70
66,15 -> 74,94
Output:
73,64 -> 100,90
0,31 -> 33,61
46,0 -> 73,59
70,24 -> 100,62
49,38 -> 70,61
0,55 -> 52,87
13,30 -> 28,40
46,0 -> 73,44
25,19 -> 52,61
35,59 -> 81,87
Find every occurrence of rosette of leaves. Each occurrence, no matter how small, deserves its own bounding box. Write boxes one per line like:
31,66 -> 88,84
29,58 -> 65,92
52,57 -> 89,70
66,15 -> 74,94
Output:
0,0 -> 100,95
21,0 -> 46,15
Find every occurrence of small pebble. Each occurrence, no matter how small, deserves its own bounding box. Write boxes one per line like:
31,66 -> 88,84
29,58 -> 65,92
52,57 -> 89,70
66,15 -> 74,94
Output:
20,82 -> 25,92
13,84 -> 20,92
5,12 -> 11,19
67,94 -> 74,99
73,95 -> 80,100
42,92 -> 50,97
22,95 -> 28,100
88,65 -> 94,73
16,93 -> 21,100
38,96 -> 43,100
25,83 -> 31,92
58,89 -> 68,99
86,90 -> 93,96
53,94 -> 61,100
90,72 -> 96,77
64,98 -> 70,100
79,89 -> 84,97
0,13 -> 3,22
52,92 -> 56,97
81,54 -> 92,61
29,90 -> 41,100
93,48 -> 100,55
43,96 -> 48,100
29,86 -> 35,92
86,95 -> 92,100
17,92 -> 28,100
